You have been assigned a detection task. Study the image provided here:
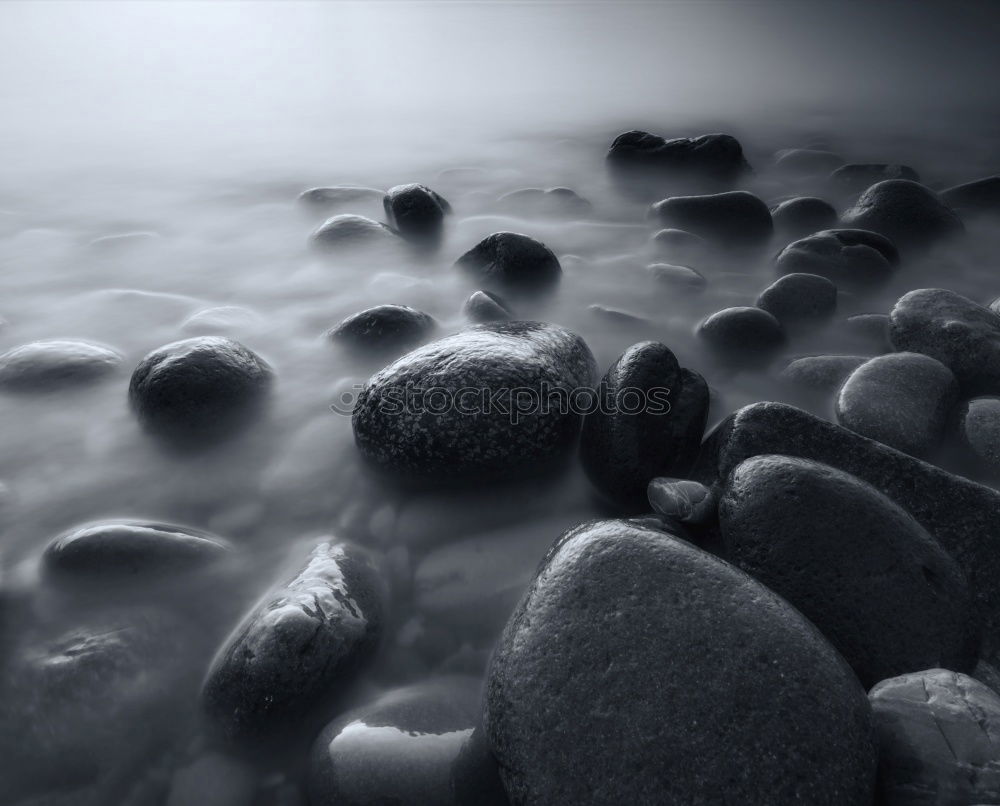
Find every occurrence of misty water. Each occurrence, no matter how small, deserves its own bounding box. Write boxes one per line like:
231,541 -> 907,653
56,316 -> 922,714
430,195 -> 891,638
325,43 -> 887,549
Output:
2,1 -> 1000,803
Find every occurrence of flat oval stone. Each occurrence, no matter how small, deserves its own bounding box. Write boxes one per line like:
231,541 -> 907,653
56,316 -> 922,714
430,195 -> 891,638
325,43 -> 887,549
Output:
775,228 -> 898,290
129,336 -> 273,447
462,290 -> 511,323
454,232 -> 561,293
841,180 -> 963,252
871,669 -> 1000,805
770,196 -> 838,239
756,272 -> 837,327
383,183 -> 451,244
779,355 -> 869,393
485,519 -> 877,805
201,540 -> 384,747
0,340 -> 122,391
720,455 -> 977,687
352,321 -> 596,484
649,190 -> 773,247
836,352 -> 958,458
328,305 -> 436,353
697,306 -> 785,365
43,521 -> 231,581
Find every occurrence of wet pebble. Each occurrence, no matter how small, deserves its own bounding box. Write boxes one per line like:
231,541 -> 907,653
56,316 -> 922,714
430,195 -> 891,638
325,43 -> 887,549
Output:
496,187 -> 591,218
696,306 -> 785,365
0,339 -> 122,391
454,231 -> 561,293
328,304 -> 436,354
311,214 -> 399,251
773,147 -> 844,176
770,196 -> 838,239
383,183 -> 451,244
774,228 -> 898,290
649,190 -> 773,247
841,179 -> 963,253
779,354 -> 868,393
648,227 -> 709,264
756,272 -> 837,327
462,290 -> 511,323
297,185 -> 384,210
646,262 -> 706,291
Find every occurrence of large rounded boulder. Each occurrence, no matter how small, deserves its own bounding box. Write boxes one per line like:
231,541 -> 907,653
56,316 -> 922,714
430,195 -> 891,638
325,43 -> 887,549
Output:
649,190 -> 773,248
840,180 -> 963,252
485,519 -> 877,805
719,455 -> 978,688
454,232 -> 561,294
352,321 -> 597,484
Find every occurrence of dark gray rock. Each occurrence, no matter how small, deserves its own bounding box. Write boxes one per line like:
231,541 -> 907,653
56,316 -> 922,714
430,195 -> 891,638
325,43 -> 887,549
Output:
692,402 -> 1000,654
779,355 -> 869,394
43,521 -> 230,581
844,312 -> 892,351
129,336 -> 272,447
871,669 -> 1000,805
774,148 -> 844,176
383,183 -> 451,244
774,229 -> 899,290
841,180 -> 964,252
941,176 -> 1000,215
720,455 -> 976,687
646,262 -> 706,291
770,196 -> 838,239
0,340 -> 122,391
454,232 -> 561,293
647,477 -> 716,525
955,397 -> 1000,475
497,187 -> 591,219
311,214 -> 399,250
201,540 -> 384,748
308,677 -> 482,806
606,130 -> 750,199
452,726 -> 509,806
756,273 -> 837,327
649,191 -> 773,247
352,321 -> 596,483
828,163 -> 920,195
696,306 -> 785,365
836,352 -> 959,459
485,519 -> 877,805
463,290 -> 511,323
328,305 -> 436,353
580,343 -> 707,508
889,288 -> 1000,395
649,227 -> 710,264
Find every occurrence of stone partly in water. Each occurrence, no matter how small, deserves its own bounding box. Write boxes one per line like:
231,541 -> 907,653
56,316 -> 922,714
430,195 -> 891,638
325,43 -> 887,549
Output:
870,669 -> 1000,805
579,342 -> 708,509
774,228 -> 899,290
308,677 -> 483,806
773,148 -> 844,177
836,352 -> 959,459
201,540 -> 384,748
129,336 -> 273,448
646,262 -> 707,291
940,175 -> 1000,215
696,306 -> 785,366
496,187 -> 592,219
841,180 -> 964,253
955,397 -> 1000,477
0,339 -> 122,391
606,130 -> 750,199
720,455 -> 976,688
328,305 -> 436,354
647,477 -> 716,526
828,163 -> 920,195
454,232 -> 561,294
485,520 -> 877,805
779,355 -> 869,394
383,183 -> 452,245
889,288 -> 1000,395
43,520 -> 231,582
649,191 -> 773,248
462,290 -> 512,323
298,186 -> 384,210
649,227 -> 710,264
844,312 -> 893,352
692,402 -> 1000,654
770,196 -> 838,240
311,214 -> 400,251
352,321 -> 596,484
756,272 -> 837,328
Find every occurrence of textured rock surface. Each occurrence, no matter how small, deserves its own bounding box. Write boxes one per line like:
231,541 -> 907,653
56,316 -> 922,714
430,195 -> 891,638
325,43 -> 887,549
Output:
329,304 -> 436,353
649,191 -> 773,247
383,183 -> 451,243
941,176 -> 1000,215
454,232 -> 561,293
485,519 -> 877,805
841,180 -> 963,252
756,272 -> 837,327
720,455 -> 976,687
775,228 -> 899,290
779,355 -> 868,393
0,339 -> 122,391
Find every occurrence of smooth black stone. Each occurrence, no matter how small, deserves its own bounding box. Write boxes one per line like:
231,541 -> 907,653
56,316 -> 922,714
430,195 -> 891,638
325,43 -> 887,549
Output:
841,180 -> 964,252
649,191 -> 773,247
955,397 -> 1000,475
696,306 -> 785,365
756,272 -> 837,327
770,196 -> 838,239
779,355 -> 869,393
496,187 -> 591,218
941,176 -> 1000,215
720,455 -> 976,688
774,228 -> 899,290
889,288 -> 1000,395
692,401 -> 1000,654
836,352 -> 958,459
383,183 -> 451,244
128,336 -> 272,447
454,232 -> 561,293
328,305 -> 436,353
43,521 -> 231,581
201,540 -> 384,748
606,130 -> 750,199
580,342 -> 708,508
646,262 -> 707,291
311,214 -> 399,250
463,290 -> 512,323
308,677 -> 483,806
484,519 -> 877,805
773,148 -> 844,176
0,340 -> 122,391
352,321 -> 596,484
828,163 -> 920,195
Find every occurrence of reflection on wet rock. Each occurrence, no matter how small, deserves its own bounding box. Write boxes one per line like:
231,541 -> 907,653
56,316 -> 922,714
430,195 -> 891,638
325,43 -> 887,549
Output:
0,340 -> 122,391
453,231 -> 561,294
201,540 -> 384,749
841,179 -> 964,253
775,228 -> 899,290
649,190 -> 773,248
328,305 -> 436,354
